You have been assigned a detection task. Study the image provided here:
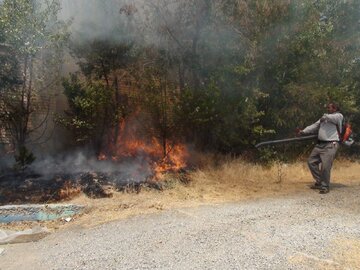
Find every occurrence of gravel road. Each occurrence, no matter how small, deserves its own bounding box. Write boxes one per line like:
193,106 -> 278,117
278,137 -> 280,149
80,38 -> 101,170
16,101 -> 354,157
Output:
2,184 -> 360,270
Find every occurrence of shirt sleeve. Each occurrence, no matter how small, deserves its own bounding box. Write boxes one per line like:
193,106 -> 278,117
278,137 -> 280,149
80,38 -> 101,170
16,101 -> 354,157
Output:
321,113 -> 343,125
302,120 -> 321,134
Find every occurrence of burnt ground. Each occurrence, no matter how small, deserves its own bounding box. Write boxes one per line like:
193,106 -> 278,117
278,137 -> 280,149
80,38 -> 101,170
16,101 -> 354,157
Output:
0,169 -> 177,205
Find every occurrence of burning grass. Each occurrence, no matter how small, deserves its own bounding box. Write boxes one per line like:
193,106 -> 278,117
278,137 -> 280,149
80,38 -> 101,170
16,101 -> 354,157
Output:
0,132 -> 190,206
99,111 -> 190,181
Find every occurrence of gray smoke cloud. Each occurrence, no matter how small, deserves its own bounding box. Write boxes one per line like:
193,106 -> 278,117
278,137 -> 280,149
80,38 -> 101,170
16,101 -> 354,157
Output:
59,0 -> 156,44
30,151 -> 153,183
57,0 -> 230,48
59,0 -> 126,41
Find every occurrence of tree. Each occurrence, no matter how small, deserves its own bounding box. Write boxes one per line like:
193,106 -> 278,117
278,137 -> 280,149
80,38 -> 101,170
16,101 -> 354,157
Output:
63,38 -> 135,154
0,0 -> 69,160
137,56 -> 178,158
59,74 -> 122,154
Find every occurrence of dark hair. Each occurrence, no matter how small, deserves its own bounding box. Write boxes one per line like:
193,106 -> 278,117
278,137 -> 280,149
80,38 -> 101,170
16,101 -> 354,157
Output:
328,102 -> 340,112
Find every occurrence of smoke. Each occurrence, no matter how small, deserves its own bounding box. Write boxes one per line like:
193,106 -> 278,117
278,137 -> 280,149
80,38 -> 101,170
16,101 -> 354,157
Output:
29,151 -> 153,183
57,0 -> 240,49
59,0 -> 151,44
0,152 -> 13,172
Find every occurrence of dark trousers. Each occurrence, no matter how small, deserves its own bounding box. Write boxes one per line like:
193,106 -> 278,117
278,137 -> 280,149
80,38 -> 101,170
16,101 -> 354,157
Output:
307,142 -> 339,188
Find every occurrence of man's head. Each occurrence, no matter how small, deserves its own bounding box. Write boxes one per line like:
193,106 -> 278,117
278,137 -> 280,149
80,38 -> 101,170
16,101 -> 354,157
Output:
327,102 -> 339,114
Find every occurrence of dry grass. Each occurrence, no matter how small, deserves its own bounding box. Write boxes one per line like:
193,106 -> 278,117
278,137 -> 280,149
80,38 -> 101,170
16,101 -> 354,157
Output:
63,156 -> 360,228
188,156 -> 345,202
193,156 -> 359,190
3,156 -> 360,231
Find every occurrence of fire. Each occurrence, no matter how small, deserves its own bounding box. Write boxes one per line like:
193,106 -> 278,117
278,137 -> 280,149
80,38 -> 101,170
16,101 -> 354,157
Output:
152,144 -> 188,179
98,153 -> 107,161
98,116 -> 189,180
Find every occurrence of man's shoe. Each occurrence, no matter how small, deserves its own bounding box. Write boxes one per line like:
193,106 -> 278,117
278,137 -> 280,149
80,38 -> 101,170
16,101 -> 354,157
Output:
319,187 -> 329,194
310,184 -> 322,189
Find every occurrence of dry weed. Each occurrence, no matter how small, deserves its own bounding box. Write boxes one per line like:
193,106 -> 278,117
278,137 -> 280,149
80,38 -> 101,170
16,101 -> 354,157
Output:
188,156 -> 360,202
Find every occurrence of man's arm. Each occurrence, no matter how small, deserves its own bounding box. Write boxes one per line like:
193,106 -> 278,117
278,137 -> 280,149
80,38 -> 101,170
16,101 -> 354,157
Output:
301,120 -> 321,135
321,112 -> 343,125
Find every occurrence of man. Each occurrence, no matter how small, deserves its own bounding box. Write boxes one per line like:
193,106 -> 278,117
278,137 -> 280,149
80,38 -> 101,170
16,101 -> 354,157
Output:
299,103 -> 343,194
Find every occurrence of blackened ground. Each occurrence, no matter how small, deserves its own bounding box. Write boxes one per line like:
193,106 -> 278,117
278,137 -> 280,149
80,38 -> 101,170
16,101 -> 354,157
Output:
0,169 -> 181,205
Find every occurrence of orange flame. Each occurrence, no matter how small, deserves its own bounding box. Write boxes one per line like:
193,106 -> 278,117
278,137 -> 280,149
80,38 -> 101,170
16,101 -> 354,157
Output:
98,153 -> 107,161
98,115 -> 189,180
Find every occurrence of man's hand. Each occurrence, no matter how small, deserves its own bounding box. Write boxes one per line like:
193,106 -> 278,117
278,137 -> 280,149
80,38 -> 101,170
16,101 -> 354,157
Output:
296,128 -> 304,136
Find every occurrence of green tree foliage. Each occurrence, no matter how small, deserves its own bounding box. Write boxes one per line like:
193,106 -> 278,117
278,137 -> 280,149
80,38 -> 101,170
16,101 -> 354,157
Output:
70,39 -> 135,87
61,38 -> 135,154
0,41 -> 20,92
0,0 -> 68,158
143,0 -> 360,156
139,65 -> 178,157
218,0 -> 360,144
59,75 -> 123,154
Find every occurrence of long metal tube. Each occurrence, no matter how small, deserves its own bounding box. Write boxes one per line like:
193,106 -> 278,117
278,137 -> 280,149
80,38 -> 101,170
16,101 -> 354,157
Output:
255,135 -> 317,149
